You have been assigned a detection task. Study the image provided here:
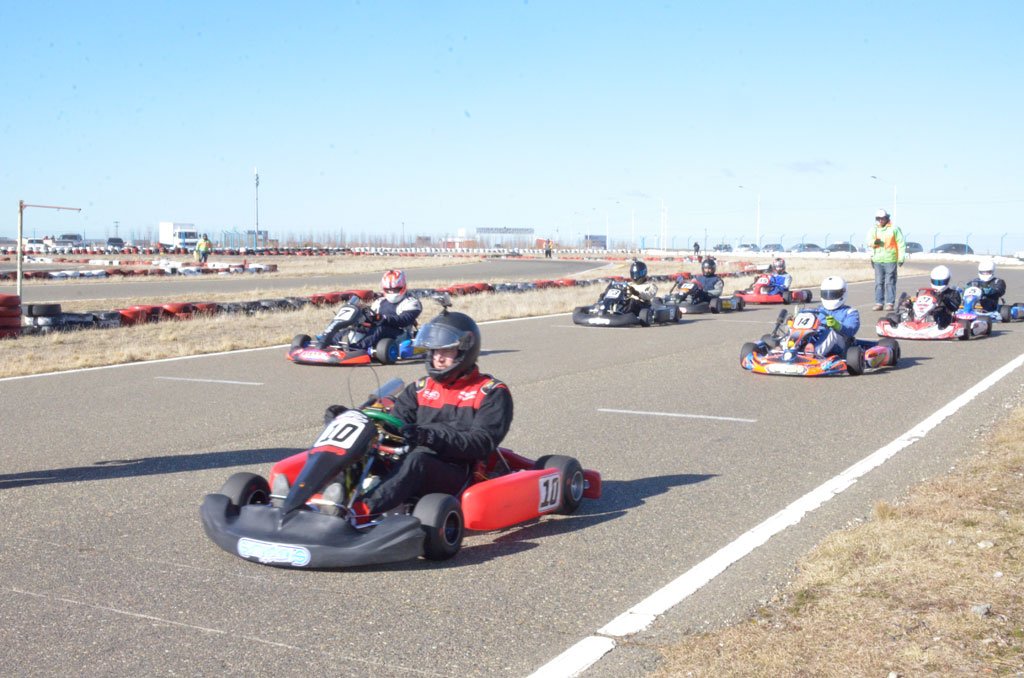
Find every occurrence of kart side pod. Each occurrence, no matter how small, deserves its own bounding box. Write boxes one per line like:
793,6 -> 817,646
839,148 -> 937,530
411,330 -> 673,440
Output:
461,468 -> 601,531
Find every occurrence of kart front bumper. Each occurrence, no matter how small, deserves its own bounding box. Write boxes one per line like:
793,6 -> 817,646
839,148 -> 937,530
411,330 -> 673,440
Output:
572,307 -> 640,327
200,494 -> 425,568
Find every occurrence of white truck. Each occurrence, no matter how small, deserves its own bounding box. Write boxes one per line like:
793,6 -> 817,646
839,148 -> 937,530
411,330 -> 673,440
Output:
158,222 -> 200,250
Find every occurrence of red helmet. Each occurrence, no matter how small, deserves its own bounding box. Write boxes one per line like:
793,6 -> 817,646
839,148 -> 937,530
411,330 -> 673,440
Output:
772,258 -> 786,273
381,269 -> 407,303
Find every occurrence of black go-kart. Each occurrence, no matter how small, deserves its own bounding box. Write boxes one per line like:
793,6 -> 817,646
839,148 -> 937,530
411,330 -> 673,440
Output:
572,281 -> 678,327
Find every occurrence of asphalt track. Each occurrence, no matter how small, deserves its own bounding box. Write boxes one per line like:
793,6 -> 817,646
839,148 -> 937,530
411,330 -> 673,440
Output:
1,261 -> 1022,677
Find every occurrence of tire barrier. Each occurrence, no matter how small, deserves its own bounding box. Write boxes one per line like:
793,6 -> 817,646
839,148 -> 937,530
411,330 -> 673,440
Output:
8,269 -> 731,338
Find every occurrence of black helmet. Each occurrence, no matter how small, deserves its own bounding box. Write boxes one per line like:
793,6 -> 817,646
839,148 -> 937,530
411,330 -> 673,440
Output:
772,257 -> 786,273
630,260 -> 648,283
701,258 -> 717,276
414,311 -> 481,384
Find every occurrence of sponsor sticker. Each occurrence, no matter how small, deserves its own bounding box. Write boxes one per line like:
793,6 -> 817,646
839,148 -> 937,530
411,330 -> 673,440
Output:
767,363 -> 807,375
237,537 -> 311,567
590,318 -> 611,325
298,350 -> 332,363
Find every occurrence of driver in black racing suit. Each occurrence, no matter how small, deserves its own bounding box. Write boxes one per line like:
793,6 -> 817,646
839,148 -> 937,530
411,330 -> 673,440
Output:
685,257 -> 724,304
345,311 -> 514,515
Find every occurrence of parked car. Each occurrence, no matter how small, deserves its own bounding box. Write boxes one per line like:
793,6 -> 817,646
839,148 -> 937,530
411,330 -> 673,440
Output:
905,241 -> 924,254
824,242 -> 857,253
761,243 -> 785,253
789,243 -> 823,253
712,243 -> 733,252
106,237 -> 125,249
930,243 -> 974,255
735,243 -> 760,253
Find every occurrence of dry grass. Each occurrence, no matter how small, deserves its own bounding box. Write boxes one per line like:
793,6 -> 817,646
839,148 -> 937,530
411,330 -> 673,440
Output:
655,406 -> 1024,677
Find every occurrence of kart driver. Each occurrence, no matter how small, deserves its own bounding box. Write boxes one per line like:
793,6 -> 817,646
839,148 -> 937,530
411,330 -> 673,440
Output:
625,259 -> 658,313
317,269 -> 422,349
345,310 -> 514,515
805,276 -> 860,357
899,265 -> 962,329
764,258 -> 793,296
684,257 -> 724,304
965,258 -> 1007,312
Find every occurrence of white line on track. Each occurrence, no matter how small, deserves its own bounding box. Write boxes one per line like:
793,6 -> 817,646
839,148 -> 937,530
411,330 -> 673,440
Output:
529,351 -> 1024,678
598,408 -> 756,423
155,376 -> 263,386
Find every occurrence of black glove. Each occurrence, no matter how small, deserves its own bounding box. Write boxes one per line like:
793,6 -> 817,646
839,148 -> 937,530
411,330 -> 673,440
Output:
323,404 -> 348,425
400,424 -> 436,448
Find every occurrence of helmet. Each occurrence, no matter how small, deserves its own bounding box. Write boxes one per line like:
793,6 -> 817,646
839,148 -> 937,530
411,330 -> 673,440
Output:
701,258 -> 717,276
978,258 -> 995,283
381,269 -> 408,304
630,260 -> 648,283
772,257 -> 786,273
820,275 -> 847,311
874,208 -> 890,220
415,311 -> 481,385
930,265 -> 951,292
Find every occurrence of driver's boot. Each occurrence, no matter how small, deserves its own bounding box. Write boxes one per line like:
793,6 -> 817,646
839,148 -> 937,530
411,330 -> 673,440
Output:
316,322 -> 340,349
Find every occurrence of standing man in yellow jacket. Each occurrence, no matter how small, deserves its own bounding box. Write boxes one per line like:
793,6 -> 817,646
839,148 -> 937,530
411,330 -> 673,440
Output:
866,208 -> 906,311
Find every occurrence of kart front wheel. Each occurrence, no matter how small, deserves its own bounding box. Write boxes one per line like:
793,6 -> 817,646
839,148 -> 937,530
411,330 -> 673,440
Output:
415,494 -> 464,561
375,337 -> 398,364
740,341 -> 758,365
534,455 -> 585,515
956,317 -> 972,341
845,345 -> 865,375
219,472 -> 271,507
290,334 -> 311,351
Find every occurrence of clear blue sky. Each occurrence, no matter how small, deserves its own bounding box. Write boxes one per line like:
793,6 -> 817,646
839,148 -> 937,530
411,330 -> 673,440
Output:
2,1 -> 1022,254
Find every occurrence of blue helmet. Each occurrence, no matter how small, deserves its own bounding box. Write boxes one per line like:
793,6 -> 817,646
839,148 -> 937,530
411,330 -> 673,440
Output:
630,260 -> 648,283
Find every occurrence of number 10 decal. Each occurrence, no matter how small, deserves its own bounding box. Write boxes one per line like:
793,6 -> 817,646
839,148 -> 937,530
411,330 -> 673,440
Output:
537,472 -> 562,513
314,411 -> 369,450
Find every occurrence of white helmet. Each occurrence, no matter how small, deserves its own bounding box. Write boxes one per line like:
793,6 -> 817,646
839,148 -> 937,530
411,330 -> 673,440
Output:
978,258 -> 995,283
820,275 -> 847,311
930,265 -> 951,292
874,208 -> 890,220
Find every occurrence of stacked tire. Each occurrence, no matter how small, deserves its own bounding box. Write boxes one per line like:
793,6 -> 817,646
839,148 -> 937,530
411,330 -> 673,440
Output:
0,294 -> 22,339
21,302 -> 63,334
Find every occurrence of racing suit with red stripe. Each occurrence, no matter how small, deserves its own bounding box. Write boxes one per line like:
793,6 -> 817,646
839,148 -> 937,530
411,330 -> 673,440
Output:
364,367 -> 514,513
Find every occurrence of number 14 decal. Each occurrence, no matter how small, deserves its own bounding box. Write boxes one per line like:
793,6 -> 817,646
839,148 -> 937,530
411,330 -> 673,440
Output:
537,472 -> 562,513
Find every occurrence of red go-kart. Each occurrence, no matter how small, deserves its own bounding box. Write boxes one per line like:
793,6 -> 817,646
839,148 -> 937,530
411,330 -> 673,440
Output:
200,379 -> 601,568
875,289 -> 992,341
734,274 -> 813,305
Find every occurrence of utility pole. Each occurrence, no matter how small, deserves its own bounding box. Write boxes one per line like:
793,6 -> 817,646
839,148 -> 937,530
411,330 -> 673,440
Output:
17,200 -> 81,298
254,167 -> 260,250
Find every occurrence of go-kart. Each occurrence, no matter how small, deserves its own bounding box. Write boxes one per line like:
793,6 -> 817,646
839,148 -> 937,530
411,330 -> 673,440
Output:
288,296 -> 424,366
572,281 -> 678,327
741,309 -> 899,376
875,288 -> 992,340
662,278 -> 745,315
200,379 -> 602,568
958,285 -> 1024,323
734,274 -> 813,305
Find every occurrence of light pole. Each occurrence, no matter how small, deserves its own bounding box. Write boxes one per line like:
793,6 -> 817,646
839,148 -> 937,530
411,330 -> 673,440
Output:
870,175 -> 897,216
16,200 -> 82,298
824,232 -> 831,247
402,221 -> 405,247
253,167 -> 260,250
932,232 -> 941,250
966,232 -> 973,251
1001,232 -> 1008,256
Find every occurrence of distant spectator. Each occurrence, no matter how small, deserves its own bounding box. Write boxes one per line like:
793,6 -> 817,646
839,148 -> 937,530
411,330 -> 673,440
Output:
195,234 -> 213,264
693,241 -> 700,258
544,239 -> 553,259
865,209 -> 905,311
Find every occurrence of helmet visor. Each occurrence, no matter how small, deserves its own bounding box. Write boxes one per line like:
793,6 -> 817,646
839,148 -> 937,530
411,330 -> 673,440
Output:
931,277 -> 948,288
414,322 -> 470,350
820,288 -> 845,301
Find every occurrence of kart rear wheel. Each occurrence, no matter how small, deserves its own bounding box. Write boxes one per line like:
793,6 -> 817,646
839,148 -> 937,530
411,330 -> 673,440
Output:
845,345 -> 865,375
999,305 -> 1011,323
877,337 -> 900,366
781,291 -> 792,304
711,297 -> 722,314
290,334 -> 311,351
637,308 -> 652,327
532,455 -> 585,515
414,494 -> 463,561
735,297 -> 745,311
375,337 -> 398,364
219,472 -> 271,507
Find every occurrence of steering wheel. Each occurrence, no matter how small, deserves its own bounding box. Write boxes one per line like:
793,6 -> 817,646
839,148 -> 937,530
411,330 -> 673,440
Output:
363,408 -> 405,436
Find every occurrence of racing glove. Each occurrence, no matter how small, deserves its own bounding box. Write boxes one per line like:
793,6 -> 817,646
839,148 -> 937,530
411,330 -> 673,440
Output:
401,424 -> 437,448
824,316 -> 841,331
323,404 -> 348,425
